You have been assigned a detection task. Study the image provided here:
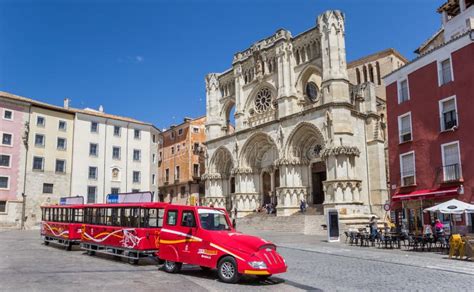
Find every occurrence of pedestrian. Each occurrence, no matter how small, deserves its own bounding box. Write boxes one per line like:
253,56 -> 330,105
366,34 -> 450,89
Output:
369,216 -> 378,240
232,208 -> 237,229
300,199 -> 306,213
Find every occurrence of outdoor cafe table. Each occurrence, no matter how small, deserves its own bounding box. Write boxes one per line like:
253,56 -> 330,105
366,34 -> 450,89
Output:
381,232 -> 401,249
412,234 -> 435,251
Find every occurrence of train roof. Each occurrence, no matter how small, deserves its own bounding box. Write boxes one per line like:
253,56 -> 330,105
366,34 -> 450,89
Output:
83,202 -> 169,208
40,204 -> 84,209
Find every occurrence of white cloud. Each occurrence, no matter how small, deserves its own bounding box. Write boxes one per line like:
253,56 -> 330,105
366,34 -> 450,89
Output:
135,56 -> 144,62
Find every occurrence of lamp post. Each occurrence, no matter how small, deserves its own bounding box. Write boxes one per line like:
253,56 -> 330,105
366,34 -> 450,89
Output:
20,120 -> 30,230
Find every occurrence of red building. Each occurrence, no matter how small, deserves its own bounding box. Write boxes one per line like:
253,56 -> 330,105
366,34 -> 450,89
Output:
384,0 -> 474,233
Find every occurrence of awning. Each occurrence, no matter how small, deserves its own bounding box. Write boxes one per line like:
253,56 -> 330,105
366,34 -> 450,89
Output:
424,199 -> 474,214
391,187 -> 458,202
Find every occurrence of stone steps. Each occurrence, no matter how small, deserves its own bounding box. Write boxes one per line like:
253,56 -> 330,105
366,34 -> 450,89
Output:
236,211 -> 332,236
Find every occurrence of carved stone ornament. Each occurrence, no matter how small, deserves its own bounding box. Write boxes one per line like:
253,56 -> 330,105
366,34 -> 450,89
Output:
274,157 -> 309,166
202,173 -> 221,180
231,167 -> 254,175
320,146 -> 361,158
205,73 -> 220,93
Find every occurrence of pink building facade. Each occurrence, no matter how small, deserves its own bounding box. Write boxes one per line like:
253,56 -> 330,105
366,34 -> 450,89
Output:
0,97 -> 29,226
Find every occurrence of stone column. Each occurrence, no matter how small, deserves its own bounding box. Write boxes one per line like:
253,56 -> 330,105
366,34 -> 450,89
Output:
317,10 -> 350,104
205,73 -> 223,140
233,65 -> 244,130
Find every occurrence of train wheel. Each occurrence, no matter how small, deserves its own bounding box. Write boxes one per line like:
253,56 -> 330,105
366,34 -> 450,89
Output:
163,260 -> 182,273
217,256 -> 241,284
65,242 -> 72,251
87,250 -> 96,256
128,253 -> 139,265
44,240 -> 49,246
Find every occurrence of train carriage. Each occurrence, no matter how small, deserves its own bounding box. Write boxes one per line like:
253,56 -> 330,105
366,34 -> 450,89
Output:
41,204 -> 84,250
80,202 -> 167,264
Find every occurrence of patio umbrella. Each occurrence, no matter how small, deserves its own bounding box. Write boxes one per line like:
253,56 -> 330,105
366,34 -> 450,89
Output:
424,199 -> 474,214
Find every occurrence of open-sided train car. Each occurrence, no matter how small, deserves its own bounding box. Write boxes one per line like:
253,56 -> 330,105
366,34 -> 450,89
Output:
41,203 -> 84,250
80,202 -> 167,264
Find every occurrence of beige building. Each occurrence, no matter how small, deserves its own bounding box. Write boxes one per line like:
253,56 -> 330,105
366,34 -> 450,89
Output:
347,48 -> 408,115
347,49 -> 408,182
25,104 -> 75,227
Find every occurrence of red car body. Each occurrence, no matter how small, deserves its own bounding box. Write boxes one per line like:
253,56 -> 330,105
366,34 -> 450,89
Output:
158,205 -> 287,280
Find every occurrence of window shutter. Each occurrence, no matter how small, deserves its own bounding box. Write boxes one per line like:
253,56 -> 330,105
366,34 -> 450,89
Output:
442,99 -> 455,113
443,144 -> 459,166
402,154 -> 414,176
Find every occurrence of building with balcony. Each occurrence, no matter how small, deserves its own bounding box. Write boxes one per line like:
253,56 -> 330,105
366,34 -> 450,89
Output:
384,0 -> 474,232
204,10 -> 389,223
158,116 -> 206,205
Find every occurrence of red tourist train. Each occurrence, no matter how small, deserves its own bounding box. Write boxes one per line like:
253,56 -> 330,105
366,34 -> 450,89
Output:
40,192 -> 287,283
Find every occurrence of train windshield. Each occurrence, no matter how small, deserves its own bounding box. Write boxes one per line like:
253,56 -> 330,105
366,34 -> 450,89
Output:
198,209 -> 230,231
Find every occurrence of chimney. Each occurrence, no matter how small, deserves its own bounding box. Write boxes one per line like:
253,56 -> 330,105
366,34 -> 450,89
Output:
184,117 -> 192,123
63,98 -> 70,109
99,105 -> 104,112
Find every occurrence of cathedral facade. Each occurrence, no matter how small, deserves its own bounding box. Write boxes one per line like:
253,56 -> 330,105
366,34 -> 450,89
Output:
203,10 -> 388,222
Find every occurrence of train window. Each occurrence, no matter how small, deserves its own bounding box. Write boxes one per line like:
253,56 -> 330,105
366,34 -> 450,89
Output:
123,208 -> 131,227
181,210 -> 196,227
47,208 -> 51,221
99,208 -> 106,225
111,208 -> 119,226
130,208 -> 139,227
92,208 -> 98,224
158,209 -> 164,227
106,208 -> 113,226
148,209 -> 157,227
167,210 -> 178,226
140,208 -> 148,227
52,208 -> 56,222
73,209 -> 82,223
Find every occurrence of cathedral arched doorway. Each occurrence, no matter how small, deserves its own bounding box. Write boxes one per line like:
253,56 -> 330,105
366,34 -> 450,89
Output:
240,132 -> 279,207
262,172 -> 272,205
311,161 -> 326,205
286,122 -> 326,206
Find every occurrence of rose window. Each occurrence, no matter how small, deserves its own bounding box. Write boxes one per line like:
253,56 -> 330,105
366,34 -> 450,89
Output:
254,87 -> 272,113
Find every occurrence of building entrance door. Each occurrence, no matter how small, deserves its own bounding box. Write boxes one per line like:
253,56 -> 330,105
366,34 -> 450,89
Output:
262,172 -> 272,205
311,162 -> 326,205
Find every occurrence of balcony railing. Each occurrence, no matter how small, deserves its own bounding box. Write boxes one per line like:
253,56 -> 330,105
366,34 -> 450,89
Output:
442,163 -> 461,182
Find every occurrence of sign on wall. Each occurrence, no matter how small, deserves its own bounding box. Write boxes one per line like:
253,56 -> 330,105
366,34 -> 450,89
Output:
106,191 -> 153,204
59,196 -> 84,205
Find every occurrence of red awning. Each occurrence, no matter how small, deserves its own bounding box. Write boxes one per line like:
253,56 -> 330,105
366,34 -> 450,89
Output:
391,187 -> 458,202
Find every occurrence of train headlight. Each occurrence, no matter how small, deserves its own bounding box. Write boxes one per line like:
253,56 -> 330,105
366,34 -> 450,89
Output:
248,261 -> 267,269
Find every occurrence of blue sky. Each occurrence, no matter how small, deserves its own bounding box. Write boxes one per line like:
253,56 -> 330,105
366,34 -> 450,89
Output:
0,0 -> 442,129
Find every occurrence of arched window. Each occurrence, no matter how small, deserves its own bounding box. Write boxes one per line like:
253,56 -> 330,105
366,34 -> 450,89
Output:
295,50 -> 300,65
363,66 -> 368,83
356,68 -> 361,84
376,62 -> 381,85
369,64 -> 374,83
